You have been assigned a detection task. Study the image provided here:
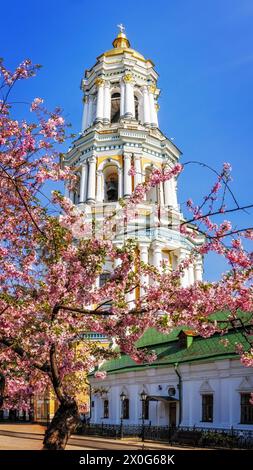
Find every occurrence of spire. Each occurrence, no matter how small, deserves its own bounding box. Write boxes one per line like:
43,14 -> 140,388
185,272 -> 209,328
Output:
112,24 -> 130,49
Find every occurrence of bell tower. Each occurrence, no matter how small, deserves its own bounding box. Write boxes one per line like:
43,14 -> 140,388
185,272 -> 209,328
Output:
65,27 -> 204,288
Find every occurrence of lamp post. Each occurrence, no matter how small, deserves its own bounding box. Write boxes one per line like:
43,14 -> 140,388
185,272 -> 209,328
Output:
120,391 -> 126,439
29,395 -> 34,422
45,397 -> 50,428
140,390 -> 147,442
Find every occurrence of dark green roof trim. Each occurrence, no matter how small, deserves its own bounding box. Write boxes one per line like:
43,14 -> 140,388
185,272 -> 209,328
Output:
96,353 -> 239,375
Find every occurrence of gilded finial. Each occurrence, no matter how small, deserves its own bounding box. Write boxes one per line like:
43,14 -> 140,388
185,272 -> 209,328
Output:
112,24 -> 130,49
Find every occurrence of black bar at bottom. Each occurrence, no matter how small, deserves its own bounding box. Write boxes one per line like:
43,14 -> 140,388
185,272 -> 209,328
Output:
0,450 -> 252,468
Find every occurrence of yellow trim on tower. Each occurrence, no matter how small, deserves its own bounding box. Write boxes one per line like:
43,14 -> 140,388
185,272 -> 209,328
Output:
97,155 -> 123,166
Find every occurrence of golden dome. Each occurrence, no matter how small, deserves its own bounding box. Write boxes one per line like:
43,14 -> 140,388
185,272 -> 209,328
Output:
112,31 -> 130,49
98,30 -> 150,63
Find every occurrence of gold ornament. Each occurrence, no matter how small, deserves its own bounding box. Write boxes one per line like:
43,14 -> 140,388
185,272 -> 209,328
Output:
149,84 -> 156,94
95,78 -> 104,87
123,73 -> 133,83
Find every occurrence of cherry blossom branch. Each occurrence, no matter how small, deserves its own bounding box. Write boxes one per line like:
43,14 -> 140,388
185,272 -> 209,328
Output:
0,337 -> 51,374
207,227 -> 253,239
0,162 -> 45,237
181,204 -> 253,227
183,160 -> 240,208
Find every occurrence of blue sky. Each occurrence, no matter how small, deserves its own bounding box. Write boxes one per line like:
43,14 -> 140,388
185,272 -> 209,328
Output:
2,0 -> 253,280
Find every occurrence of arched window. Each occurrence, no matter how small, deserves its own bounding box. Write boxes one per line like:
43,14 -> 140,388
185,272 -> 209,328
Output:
145,167 -> 157,203
111,92 -> 120,123
103,399 -> 109,419
103,165 -> 119,202
122,398 -> 129,419
134,95 -> 139,121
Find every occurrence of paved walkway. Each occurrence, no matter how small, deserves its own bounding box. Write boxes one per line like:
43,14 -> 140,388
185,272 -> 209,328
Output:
0,423 -> 207,450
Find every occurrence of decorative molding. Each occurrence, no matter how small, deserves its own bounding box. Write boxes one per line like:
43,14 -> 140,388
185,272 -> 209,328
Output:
199,380 -> 214,393
95,78 -> 104,87
237,376 -> 253,392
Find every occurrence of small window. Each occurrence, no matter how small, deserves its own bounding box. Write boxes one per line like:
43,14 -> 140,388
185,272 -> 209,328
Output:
103,166 -> 119,202
202,394 -> 213,422
142,399 -> 149,420
103,399 -> 109,419
111,93 -> 120,123
106,174 -> 118,201
241,393 -> 253,424
122,398 -> 129,419
134,95 -> 139,120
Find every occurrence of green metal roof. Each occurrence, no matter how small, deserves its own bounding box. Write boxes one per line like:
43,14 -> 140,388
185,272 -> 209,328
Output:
96,330 -> 250,376
88,311 -> 252,376
135,311 -> 252,348
135,327 -> 184,348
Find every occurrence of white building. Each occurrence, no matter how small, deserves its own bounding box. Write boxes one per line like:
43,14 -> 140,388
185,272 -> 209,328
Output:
67,28 -> 253,434
89,325 -> 253,431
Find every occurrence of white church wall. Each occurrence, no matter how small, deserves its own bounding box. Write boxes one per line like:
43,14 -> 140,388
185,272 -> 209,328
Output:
90,358 -> 253,430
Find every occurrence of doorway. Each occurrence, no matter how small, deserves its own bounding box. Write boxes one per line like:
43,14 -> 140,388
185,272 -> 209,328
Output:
169,402 -> 177,427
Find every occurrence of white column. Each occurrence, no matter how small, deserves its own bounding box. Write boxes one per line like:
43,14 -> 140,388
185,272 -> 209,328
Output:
139,244 -> 149,296
87,155 -> 96,203
123,153 -> 132,198
95,78 -> 104,122
126,290 -> 135,310
118,168 -> 123,199
103,82 -> 111,124
194,258 -> 203,282
188,264 -> 195,285
155,103 -> 159,128
152,243 -> 162,271
81,96 -> 89,132
171,178 -> 178,208
159,181 -> 164,206
178,251 -> 189,288
87,97 -> 93,127
124,75 -> 135,118
120,80 -> 125,117
79,161 -> 88,203
96,170 -> 103,202
142,86 -> 151,126
164,167 -> 177,208
149,85 -> 158,127
134,154 -> 142,188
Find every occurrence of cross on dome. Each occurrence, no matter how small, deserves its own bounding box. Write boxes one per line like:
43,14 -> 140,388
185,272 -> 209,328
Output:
117,23 -> 125,34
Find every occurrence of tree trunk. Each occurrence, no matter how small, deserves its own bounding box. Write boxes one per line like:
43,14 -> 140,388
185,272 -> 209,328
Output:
0,373 -> 5,409
43,398 -> 80,450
